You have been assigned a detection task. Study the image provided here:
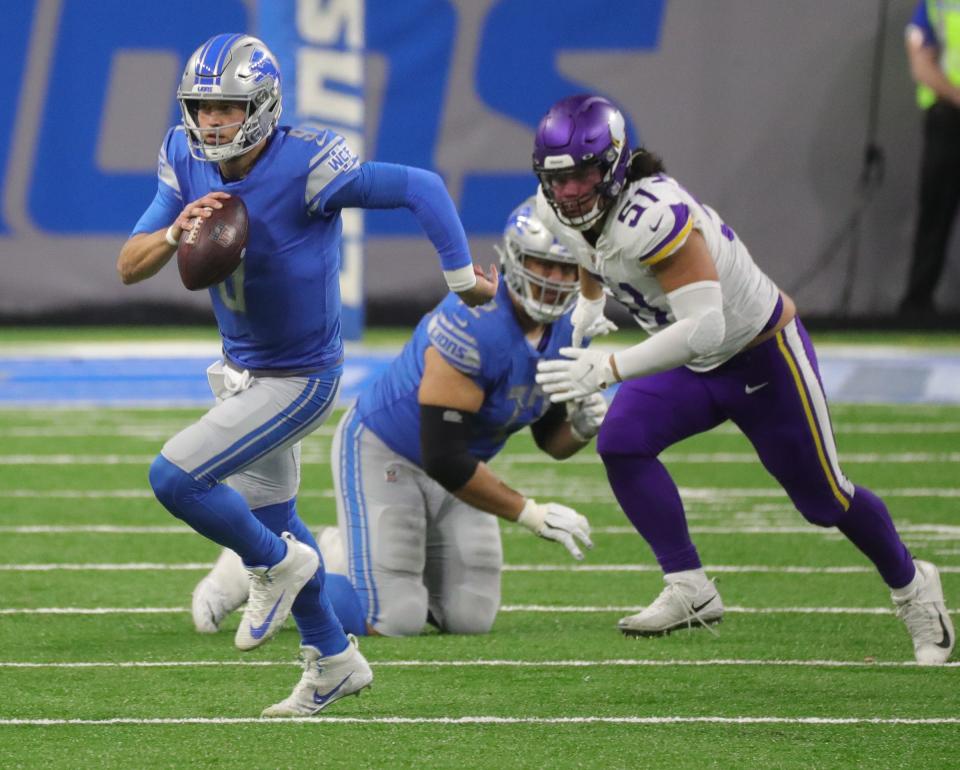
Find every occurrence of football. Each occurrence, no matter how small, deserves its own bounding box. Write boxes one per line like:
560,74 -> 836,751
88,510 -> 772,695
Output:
177,195 -> 248,290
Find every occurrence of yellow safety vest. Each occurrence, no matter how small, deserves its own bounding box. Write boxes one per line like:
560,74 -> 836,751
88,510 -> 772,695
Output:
918,0 -> 960,107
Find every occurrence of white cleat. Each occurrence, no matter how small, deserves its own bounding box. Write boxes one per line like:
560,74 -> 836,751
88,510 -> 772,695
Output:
234,532 -> 319,651
619,571 -> 723,637
261,635 -> 373,717
192,548 -> 250,633
893,560 -> 954,665
315,525 -> 347,575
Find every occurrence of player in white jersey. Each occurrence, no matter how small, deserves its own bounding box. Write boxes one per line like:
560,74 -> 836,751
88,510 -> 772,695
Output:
191,197 -> 600,637
532,94 -> 953,664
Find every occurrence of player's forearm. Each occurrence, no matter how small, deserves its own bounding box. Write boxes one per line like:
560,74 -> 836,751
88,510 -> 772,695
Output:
117,230 -> 178,285
579,266 -> 604,300
450,463 -> 526,521
908,40 -> 960,105
536,422 -> 588,460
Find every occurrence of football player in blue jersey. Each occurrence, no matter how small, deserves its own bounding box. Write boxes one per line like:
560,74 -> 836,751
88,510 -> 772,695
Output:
191,196 -> 603,637
115,33 -> 497,717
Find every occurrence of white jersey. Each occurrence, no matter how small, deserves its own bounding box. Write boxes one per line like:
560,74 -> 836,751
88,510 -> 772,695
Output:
537,175 -> 780,371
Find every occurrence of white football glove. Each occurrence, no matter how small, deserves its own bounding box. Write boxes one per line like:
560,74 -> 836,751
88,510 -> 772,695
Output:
517,498 -> 593,560
571,293 -> 618,348
566,392 -> 608,441
536,347 -> 615,403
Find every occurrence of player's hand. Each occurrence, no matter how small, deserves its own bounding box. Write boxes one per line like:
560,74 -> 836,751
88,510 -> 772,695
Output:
173,192 -> 232,239
566,392 -> 608,441
571,292 -> 617,348
517,498 -> 593,560
456,263 -> 499,307
536,347 -> 615,403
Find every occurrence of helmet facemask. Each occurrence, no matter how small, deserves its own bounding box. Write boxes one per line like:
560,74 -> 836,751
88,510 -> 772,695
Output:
532,94 -> 630,231
497,198 -> 580,324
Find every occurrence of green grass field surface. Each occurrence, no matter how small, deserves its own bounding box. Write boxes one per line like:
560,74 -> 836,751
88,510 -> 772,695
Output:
0,400 -> 957,768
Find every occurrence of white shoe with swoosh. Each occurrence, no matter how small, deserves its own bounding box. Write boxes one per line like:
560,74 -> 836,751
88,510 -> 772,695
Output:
893,560 -> 955,665
261,635 -> 373,717
619,571 -> 724,637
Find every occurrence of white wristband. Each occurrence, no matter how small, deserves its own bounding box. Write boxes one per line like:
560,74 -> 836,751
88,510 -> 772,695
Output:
165,224 -> 180,248
444,264 -> 478,293
516,498 -> 545,532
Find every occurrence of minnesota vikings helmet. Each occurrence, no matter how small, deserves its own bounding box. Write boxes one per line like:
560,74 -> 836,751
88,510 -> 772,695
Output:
177,33 -> 282,162
532,94 -> 630,230
496,196 -> 580,324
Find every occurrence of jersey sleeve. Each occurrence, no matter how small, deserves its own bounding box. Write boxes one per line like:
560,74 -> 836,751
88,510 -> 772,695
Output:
130,127 -> 184,236
424,298 -> 504,382
907,1 -> 936,47
303,130 -> 362,216
618,195 -> 694,267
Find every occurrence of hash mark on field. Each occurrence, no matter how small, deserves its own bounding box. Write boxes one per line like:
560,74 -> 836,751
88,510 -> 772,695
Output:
0,716 -> 957,726
0,658 -> 955,669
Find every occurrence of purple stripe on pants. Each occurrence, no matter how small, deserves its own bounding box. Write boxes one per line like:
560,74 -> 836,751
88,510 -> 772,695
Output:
597,318 -> 914,587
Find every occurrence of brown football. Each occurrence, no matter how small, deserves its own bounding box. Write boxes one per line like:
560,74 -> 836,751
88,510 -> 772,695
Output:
177,195 -> 248,290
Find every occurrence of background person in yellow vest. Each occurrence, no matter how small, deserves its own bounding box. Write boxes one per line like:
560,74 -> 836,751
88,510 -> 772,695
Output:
902,1 -> 960,317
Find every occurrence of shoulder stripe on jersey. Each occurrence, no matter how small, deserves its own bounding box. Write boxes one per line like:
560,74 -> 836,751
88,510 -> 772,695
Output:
158,144 -> 180,197
306,136 -> 360,213
639,207 -> 693,266
426,315 -> 482,375
435,311 -> 479,345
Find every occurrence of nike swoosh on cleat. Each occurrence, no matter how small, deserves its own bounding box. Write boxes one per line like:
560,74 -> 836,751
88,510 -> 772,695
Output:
313,673 -> 353,706
691,595 -> 718,614
936,613 -> 953,649
249,591 -> 285,640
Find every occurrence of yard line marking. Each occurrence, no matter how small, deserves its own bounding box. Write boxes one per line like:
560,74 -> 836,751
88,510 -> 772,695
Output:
3,451 -> 958,466
0,658 -> 956,669
0,716 -> 957,726
1,523 -> 958,539
2,605 -> 955,616
3,562 -> 960,575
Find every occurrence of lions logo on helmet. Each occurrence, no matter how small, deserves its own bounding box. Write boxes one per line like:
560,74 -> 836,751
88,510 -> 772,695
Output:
177,33 -> 283,162
495,196 -> 580,324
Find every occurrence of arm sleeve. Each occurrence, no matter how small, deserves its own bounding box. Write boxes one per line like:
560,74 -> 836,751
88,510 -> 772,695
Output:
327,161 -> 472,272
908,1 -> 937,47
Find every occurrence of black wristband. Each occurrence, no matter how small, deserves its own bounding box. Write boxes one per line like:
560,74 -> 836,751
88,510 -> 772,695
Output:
419,404 -> 480,492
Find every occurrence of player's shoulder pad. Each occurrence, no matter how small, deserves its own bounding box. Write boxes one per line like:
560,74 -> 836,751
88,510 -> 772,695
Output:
611,179 -> 693,266
285,126 -> 360,214
425,296 -> 507,378
158,126 -> 187,197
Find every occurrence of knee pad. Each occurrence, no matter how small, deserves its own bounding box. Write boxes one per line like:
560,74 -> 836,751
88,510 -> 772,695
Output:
436,594 -> 497,635
596,418 -> 659,459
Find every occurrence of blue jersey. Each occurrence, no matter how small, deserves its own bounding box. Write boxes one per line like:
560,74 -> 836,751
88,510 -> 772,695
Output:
132,125 -> 361,372
357,281 -> 575,464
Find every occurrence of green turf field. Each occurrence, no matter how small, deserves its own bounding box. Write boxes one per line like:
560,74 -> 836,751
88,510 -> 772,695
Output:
0,401 -> 957,768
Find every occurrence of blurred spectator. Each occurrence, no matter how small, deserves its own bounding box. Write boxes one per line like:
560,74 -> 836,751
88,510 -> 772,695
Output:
901,1 -> 960,317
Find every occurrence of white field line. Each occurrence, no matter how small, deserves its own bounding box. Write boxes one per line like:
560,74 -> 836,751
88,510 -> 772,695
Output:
2,451 -> 959,465
3,423 -> 959,438
2,487 -> 960,504
2,523 -> 959,540
3,562 -> 960,575
1,605 -> 955,616
0,716 -> 957,726
0,658 -> 956,670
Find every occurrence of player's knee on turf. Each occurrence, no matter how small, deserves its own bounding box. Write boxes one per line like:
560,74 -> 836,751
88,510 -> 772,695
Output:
433,593 -> 498,635
372,591 -> 429,637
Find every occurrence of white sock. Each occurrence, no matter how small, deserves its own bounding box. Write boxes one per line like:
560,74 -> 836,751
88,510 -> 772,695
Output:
664,568 -> 708,586
891,562 -> 924,600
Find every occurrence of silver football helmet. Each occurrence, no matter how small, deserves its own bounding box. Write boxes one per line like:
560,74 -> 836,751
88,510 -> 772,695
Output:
496,196 -> 580,324
177,33 -> 282,162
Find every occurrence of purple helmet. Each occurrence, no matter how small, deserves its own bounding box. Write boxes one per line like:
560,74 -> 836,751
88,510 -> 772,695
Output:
533,94 -> 630,230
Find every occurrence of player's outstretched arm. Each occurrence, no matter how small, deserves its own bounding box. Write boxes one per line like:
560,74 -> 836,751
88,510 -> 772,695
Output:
326,162 -> 495,305
118,192 -> 230,285
418,348 -> 592,560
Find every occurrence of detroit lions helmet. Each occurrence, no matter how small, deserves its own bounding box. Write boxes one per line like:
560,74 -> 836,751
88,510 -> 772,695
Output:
177,33 -> 282,162
532,94 -> 630,230
496,196 -> 579,324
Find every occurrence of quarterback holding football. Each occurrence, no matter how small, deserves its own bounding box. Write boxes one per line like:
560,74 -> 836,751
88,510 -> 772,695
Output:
116,32 -> 497,717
